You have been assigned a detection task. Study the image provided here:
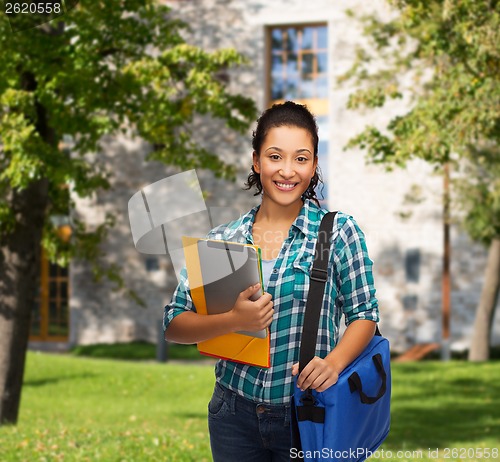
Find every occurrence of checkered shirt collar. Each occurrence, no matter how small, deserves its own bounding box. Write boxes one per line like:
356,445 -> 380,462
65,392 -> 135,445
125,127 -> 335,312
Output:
221,198 -> 322,243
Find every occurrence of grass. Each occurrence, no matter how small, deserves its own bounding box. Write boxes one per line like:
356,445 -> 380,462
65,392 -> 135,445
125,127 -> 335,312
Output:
1,352 -> 215,462
70,342 -> 203,361
384,361 -> 500,461
0,354 -> 499,461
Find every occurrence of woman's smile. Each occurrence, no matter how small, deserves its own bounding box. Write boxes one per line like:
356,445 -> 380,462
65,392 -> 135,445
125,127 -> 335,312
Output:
273,181 -> 299,191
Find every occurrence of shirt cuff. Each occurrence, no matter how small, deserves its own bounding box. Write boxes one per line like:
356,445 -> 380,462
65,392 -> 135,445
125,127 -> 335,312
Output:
345,300 -> 380,326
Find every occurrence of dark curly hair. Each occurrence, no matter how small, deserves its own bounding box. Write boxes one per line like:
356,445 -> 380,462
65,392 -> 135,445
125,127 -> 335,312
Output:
244,101 -> 323,205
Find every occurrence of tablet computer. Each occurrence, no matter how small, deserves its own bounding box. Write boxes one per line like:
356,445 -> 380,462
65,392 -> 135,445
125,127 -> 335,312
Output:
196,239 -> 267,339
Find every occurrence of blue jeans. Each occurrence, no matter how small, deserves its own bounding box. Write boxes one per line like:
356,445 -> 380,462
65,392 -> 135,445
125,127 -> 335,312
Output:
208,382 -> 291,462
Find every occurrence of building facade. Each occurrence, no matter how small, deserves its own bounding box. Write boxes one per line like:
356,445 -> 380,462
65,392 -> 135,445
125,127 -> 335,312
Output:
30,0 -> 500,353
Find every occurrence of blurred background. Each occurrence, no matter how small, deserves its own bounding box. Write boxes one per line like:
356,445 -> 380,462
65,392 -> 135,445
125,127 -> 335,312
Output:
1,1 -> 499,460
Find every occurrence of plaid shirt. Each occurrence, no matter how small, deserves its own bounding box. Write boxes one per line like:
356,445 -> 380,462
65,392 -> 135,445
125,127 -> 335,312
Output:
163,199 -> 379,404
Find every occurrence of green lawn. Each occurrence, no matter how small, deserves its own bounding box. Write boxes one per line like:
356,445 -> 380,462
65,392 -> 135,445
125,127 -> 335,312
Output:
0,353 -> 499,461
70,342 -> 203,361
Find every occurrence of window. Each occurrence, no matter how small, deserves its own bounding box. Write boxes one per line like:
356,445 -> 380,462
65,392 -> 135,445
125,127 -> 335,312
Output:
31,227 -> 71,341
269,25 -> 328,100
267,24 -> 329,205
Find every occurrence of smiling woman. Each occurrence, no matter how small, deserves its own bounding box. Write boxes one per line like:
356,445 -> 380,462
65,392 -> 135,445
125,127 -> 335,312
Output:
246,101 -> 321,207
251,125 -> 318,262
163,101 -> 380,462
253,126 -> 317,211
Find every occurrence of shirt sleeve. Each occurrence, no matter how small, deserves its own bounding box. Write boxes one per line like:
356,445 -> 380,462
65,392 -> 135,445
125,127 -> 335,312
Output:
163,266 -> 196,334
333,215 -> 380,326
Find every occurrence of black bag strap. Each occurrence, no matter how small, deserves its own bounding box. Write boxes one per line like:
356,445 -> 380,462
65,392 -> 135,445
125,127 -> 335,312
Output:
298,211 -> 336,375
291,212 -> 336,459
298,211 -> 381,374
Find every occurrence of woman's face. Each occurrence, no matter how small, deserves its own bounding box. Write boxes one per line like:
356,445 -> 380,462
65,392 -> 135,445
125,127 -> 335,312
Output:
253,125 -> 317,209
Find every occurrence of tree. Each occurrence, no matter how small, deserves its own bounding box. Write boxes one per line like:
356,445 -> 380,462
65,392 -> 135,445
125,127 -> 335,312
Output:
0,1 -> 257,424
340,0 -> 500,359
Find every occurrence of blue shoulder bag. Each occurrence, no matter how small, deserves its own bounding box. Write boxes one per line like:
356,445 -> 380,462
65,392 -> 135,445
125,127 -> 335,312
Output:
290,212 -> 391,462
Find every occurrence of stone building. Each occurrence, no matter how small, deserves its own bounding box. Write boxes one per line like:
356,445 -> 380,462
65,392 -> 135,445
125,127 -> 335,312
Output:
29,0 -> 500,353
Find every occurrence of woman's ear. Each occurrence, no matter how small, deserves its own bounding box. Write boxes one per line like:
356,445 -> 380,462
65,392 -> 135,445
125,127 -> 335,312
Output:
252,151 -> 260,174
312,156 -> 318,178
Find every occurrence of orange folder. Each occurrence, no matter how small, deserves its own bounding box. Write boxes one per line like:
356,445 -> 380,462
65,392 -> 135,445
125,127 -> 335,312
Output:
182,236 -> 270,368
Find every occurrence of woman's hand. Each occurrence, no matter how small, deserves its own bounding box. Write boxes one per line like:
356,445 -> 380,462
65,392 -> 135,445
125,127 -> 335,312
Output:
291,320 -> 377,393
230,283 -> 274,332
291,357 -> 339,392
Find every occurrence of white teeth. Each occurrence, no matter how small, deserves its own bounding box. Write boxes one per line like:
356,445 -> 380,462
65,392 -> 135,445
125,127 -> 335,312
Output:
275,182 -> 296,189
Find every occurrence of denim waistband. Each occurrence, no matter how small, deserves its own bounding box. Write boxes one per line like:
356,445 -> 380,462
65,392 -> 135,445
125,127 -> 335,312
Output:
215,381 -> 290,420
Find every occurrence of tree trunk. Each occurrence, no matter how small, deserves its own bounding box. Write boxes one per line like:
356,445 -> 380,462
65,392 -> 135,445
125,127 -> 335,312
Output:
0,68 -> 54,425
0,179 -> 49,424
468,238 -> 500,361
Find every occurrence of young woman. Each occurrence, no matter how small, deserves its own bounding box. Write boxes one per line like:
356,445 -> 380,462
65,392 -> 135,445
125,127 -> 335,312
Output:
163,101 -> 379,462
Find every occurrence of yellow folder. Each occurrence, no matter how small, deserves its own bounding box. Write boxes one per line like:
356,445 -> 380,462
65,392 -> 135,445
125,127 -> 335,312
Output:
182,236 -> 270,368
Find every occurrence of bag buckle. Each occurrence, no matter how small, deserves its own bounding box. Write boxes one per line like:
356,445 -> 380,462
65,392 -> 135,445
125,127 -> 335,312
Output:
297,390 -> 326,423
310,268 -> 327,283
300,390 -> 316,406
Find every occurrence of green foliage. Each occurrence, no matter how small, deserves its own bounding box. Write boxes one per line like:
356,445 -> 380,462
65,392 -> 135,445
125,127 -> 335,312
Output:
341,0 -> 500,243
0,1 -> 257,284
455,147 -> 500,245
0,353 -> 499,461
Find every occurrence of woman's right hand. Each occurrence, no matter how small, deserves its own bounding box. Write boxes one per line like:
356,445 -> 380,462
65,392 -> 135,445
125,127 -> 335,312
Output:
230,283 -> 274,332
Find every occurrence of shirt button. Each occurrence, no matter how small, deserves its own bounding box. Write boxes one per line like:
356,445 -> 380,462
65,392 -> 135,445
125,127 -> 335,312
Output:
272,268 -> 278,274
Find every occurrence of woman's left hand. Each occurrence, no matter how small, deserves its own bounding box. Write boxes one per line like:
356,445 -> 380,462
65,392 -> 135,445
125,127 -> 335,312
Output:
291,357 -> 339,392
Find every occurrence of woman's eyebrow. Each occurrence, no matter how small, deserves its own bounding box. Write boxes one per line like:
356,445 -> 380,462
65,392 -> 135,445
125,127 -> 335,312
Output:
264,146 -> 313,154
265,146 -> 283,152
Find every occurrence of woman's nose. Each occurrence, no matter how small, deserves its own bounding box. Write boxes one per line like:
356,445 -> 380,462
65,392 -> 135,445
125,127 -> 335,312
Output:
279,164 -> 295,178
